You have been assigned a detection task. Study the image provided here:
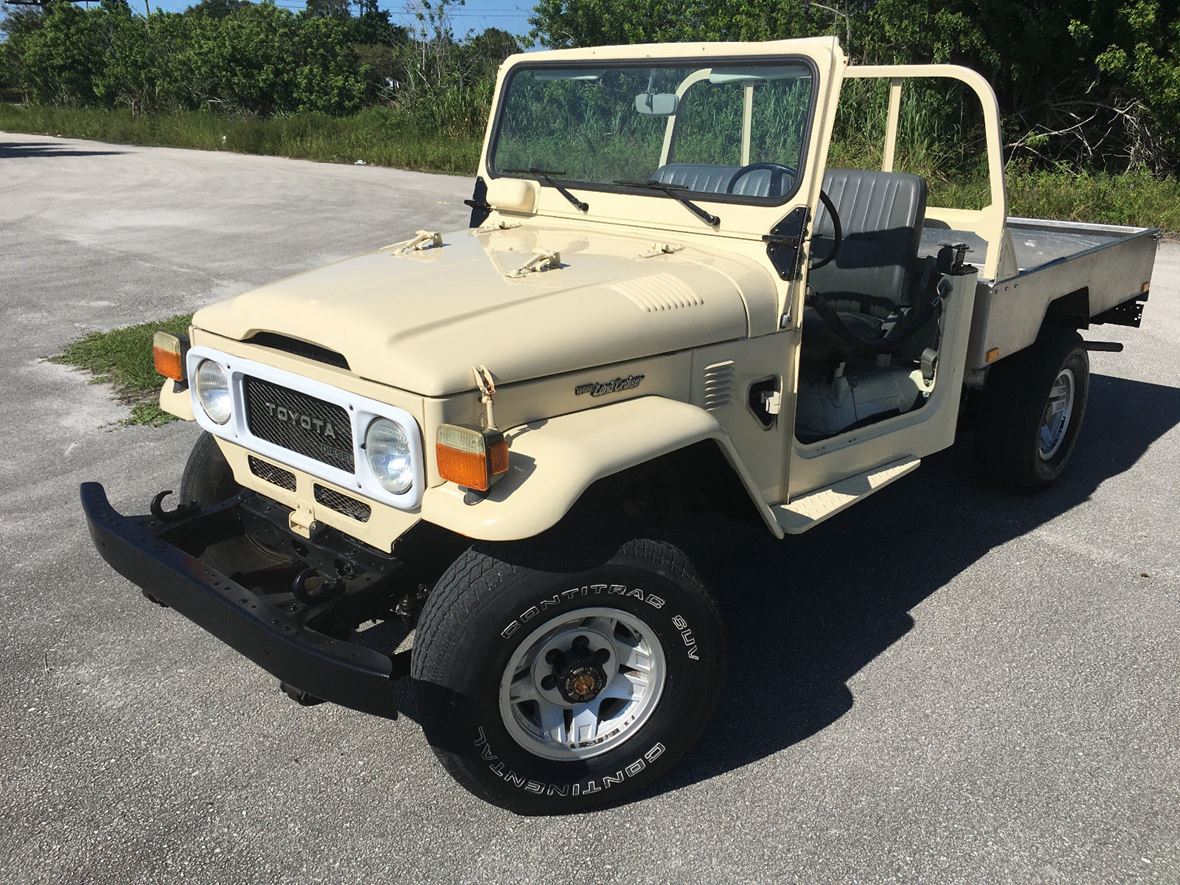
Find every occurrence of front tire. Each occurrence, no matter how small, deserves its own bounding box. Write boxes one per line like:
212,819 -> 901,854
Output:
179,432 -> 280,573
975,326 -> 1090,492
180,431 -> 239,507
411,533 -> 724,815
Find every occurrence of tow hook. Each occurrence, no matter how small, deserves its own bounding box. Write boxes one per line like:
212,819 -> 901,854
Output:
291,567 -> 344,605
149,490 -> 199,523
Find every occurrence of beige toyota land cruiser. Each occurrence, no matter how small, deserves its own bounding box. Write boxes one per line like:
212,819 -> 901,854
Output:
83,37 -> 1159,814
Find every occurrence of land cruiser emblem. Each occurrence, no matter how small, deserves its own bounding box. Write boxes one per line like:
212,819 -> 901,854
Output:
575,374 -> 645,397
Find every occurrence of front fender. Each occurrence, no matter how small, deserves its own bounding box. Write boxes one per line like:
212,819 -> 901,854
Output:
159,378 -> 194,421
419,396 -> 778,541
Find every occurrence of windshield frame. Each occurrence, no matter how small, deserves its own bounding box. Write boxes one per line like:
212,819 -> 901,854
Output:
485,54 -> 820,209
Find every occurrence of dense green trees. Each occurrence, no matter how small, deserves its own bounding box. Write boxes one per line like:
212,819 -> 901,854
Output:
530,0 -> 1180,173
0,0 -> 513,120
2,0 -> 1176,172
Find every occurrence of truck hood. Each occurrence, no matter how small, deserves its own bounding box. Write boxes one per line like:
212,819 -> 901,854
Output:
193,225 -> 779,396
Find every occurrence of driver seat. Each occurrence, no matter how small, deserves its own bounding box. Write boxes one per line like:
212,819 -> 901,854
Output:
803,168 -> 929,360
651,163 -> 792,198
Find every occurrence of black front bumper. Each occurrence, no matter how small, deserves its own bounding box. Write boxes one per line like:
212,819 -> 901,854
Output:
81,482 -> 404,718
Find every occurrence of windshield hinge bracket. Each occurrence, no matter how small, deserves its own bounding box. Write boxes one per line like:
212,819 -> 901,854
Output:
763,206 -> 811,281
476,220 -> 521,233
637,242 -> 685,259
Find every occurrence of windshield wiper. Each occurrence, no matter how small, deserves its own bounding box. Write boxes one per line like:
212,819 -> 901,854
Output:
615,180 -> 721,228
503,167 -> 589,213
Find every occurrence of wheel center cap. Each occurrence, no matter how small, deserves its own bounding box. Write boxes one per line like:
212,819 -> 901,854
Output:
561,665 -> 606,703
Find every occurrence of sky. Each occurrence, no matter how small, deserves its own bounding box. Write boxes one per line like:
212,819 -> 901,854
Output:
143,0 -> 536,36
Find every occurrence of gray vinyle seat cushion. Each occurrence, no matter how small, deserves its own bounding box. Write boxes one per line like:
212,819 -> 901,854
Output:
650,165 -> 927,323
802,168 -> 929,359
651,163 -> 793,198
809,168 -> 928,311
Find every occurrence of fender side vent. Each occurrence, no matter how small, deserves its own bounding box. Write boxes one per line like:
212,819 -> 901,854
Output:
246,332 -> 350,370
703,360 -> 735,410
313,484 -> 372,523
248,455 -> 296,492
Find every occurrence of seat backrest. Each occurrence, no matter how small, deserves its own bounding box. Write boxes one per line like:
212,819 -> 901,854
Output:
809,169 -> 928,310
652,163 -> 788,198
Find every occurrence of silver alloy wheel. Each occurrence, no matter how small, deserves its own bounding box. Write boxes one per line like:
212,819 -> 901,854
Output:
498,607 -> 667,761
1038,367 -> 1076,460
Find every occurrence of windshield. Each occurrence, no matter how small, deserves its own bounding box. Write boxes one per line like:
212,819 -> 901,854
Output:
490,60 -> 815,204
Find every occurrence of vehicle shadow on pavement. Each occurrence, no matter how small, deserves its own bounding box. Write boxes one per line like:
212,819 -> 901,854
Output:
0,140 -> 124,159
652,372 -> 1180,798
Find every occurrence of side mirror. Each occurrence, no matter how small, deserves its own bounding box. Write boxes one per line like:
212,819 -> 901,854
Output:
634,92 -> 678,116
487,177 -> 538,214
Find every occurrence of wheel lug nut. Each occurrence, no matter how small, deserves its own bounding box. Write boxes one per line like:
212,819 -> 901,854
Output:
572,635 -> 590,650
540,674 -> 557,690
595,647 -> 610,663
545,649 -> 564,666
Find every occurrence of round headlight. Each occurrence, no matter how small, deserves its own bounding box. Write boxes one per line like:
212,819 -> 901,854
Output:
195,359 -> 232,425
365,418 -> 413,495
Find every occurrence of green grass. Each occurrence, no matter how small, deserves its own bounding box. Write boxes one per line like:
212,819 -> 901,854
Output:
52,313 -> 193,426
0,104 -> 481,174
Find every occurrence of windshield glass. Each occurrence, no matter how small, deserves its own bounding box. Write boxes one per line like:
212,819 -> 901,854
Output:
490,60 -> 815,203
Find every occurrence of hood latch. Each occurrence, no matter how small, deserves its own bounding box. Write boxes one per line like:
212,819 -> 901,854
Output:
506,250 -> 561,278
388,230 -> 443,255
473,365 -> 498,429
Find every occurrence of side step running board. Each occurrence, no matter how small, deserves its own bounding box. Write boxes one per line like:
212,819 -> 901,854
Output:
774,456 -> 920,535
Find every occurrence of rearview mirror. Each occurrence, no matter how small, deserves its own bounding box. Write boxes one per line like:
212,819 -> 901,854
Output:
634,92 -> 678,116
534,69 -> 604,81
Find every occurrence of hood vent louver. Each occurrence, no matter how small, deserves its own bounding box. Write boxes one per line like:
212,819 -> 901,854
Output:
613,273 -> 705,313
245,332 -> 349,370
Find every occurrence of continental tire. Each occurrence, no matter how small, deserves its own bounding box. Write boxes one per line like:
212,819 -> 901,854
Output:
411,533 -> 724,815
976,326 -> 1090,492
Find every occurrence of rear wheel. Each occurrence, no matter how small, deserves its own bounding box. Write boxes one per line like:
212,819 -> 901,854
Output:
411,532 -> 724,814
976,326 -> 1090,491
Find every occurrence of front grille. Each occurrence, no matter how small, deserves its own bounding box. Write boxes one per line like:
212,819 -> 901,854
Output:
314,484 -> 372,522
243,376 -> 354,472
248,455 -> 296,491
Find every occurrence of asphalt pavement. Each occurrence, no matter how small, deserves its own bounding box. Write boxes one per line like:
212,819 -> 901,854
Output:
1,133 -> 1178,884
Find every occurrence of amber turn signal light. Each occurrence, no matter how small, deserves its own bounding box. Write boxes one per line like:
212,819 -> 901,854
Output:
152,331 -> 189,382
436,423 -> 509,492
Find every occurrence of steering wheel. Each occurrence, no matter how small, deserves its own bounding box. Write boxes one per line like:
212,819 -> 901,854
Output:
809,189 -> 843,270
726,162 -> 797,197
